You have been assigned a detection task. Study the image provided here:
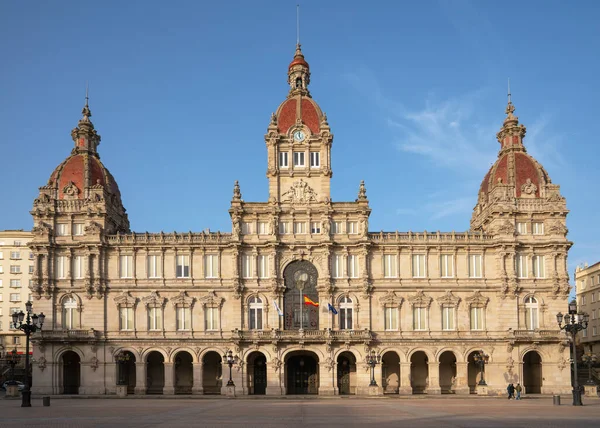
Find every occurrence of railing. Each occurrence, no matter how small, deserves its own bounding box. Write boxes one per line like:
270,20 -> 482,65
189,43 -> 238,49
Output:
37,329 -> 100,341
513,329 -> 559,338
231,329 -> 372,341
368,231 -> 492,243
106,231 -> 232,245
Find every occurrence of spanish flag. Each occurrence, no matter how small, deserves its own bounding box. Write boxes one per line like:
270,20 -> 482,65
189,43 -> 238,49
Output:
303,295 -> 319,307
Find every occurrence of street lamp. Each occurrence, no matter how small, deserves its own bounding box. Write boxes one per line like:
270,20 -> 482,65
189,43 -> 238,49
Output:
115,351 -> 131,386
6,348 -> 21,385
366,350 -> 381,387
581,353 -> 597,386
557,299 -> 589,406
473,350 -> 490,386
11,301 -> 45,407
224,350 -> 237,387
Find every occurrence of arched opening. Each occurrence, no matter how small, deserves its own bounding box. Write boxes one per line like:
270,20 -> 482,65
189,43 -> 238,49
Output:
283,261 -> 319,330
247,352 -> 267,395
285,351 -> 319,395
410,351 -> 428,394
202,351 -> 222,395
337,352 -> 356,395
117,351 -> 136,395
146,351 -> 165,394
467,351 -> 481,394
523,351 -> 542,394
62,351 -> 80,394
439,351 -> 457,394
174,351 -> 193,394
381,351 -> 400,394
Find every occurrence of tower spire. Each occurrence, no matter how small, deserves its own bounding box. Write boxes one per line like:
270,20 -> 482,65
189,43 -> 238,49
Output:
81,82 -> 92,123
296,4 -> 300,46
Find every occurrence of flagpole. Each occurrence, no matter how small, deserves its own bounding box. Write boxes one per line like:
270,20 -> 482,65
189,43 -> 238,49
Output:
329,296 -> 332,330
299,287 -> 303,331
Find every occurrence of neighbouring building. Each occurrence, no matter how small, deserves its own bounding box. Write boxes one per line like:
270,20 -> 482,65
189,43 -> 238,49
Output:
576,262 -> 600,354
28,44 -> 573,396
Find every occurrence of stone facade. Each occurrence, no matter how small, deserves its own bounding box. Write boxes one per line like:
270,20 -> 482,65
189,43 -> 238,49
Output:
28,45 -> 572,396
576,262 -> 600,353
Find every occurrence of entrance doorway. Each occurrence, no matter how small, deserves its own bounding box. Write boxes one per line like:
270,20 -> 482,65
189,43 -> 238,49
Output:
439,351 -> 457,394
381,351 -> 400,394
62,351 -> 80,394
146,351 -> 165,394
174,351 -> 193,394
248,352 -> 267,395
202,351 -> 222,394
286,352 -> 319,395
467,352 -> 480,394
523,351 -> 542,394
337,352 -> 356,395
118,351 -> 136,395
410,351 -> 428,394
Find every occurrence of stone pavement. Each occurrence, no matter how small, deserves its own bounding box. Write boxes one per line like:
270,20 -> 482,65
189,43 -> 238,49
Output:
1,396 -> 600,427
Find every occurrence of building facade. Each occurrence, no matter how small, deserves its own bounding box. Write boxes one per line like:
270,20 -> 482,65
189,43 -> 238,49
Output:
28,45 -> 573,396
0,230 -> 34,357
576,262 -> 600,354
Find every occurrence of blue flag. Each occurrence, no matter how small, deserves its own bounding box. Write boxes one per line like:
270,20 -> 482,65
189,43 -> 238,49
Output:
328,303 -> 338,315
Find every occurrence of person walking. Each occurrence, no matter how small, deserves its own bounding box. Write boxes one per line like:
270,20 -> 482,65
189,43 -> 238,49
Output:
515,383 -> 522,400
507,383 -> 515,399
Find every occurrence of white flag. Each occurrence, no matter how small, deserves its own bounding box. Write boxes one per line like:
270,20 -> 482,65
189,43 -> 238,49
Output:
273,300 -> 284,316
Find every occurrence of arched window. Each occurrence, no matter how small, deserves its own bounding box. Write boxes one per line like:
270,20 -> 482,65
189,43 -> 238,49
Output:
63,296 -> 78,329
525,296 -> 539,330
339,297 -> 353,330
249,296 -> 263,330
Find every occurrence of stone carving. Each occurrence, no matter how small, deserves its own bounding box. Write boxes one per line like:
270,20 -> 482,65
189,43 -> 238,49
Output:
324,357 -> 334,372
465,290 -> 490,308
142,291 -> 165,308
356,180 -> 367,201
90,356 -> 99,372
199,290 -> 224,308
232,181 -> 242,201
37,356 -> 47,372
505,356 -> 514,372
171,291 -> 194,307
281,179 -> 318,204
557,357 -> 567,371
546,220 -> 568,236
520,178 -> 537,197
408,290 -> 432,308
269,215 -> 278,236
32,223 -> 52,236
436,290 -> 461,308
62,181 -> 80,199
113,291 -> 137,307
271,357 -> 282,372
379,290 -> 402,308
84,221 -> 103,234
496,220 -> 515,235
359,216 -> 368,237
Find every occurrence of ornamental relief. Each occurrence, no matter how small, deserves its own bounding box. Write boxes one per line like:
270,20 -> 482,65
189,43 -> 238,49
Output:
436,290 -> 461,308
408,290 -> 432,308
465,290 -> 489,308
281,179 -> 318,204
142,291 -> 165,308
378,290 -> 403,308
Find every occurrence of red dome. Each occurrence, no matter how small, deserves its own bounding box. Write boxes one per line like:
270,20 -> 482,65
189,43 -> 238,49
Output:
276,97 -> 322,135
480,151 -> 549,198
289,56 -> 309,70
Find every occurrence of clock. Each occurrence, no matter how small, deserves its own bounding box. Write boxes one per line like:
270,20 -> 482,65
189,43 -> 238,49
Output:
293,130 -> 306,142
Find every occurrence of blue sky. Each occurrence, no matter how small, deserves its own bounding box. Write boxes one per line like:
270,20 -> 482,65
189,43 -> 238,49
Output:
1,0 -> 599,278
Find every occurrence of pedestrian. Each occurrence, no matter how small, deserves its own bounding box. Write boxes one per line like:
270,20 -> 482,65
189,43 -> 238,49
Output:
515,383 -> 522,400
507,383 -> 515,399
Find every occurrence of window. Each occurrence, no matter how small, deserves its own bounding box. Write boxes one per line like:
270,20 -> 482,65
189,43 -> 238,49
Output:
249,296 -> 263,330
594,326 -> 598,336
176,255 -> 190,278
468,254 -> 482,278
593,293 -> 597,303
583,328 -> 588,338
532,222 -> 544,235
73,256 -> 84,279
29,252 -> 34,260
524,296 -> 539,330
440,254 -> 454,278
242,222 -> 253,234
592,309 -> 596,320
347,221 -> 358,234
28,265 -> 34,274
0,279 -> 2,288
384,307 -> 398,331
339,297 -> 353,330
310,152 -> 320,168
348,255 -> 359,278
0,265 -> 3,274
258,222 -> 269,235
516,222 -> 527,235
205,307 -> 218,331
332,221 -> 343,234
413,307 -> 427,330
14,241 -> 21,247
279,152 -> 288,168
0,251 -> 3,259
147,255 -> 161,278
176,306 -> 191,331
12,337 -> 21,345
293,222 -> 306,234
516,254 -> 528,278
470,307 -> 484,330
9,293 -> 20,302
384,254 -> 397,278
63,296 -> 77,329
10,265 -> 21,274
56,224 -> 68,236
242,254 -> 253,278
257,255 -> 269,279
10,279 -> 21,288
148,306 -> 162,330
581,295 -> 586,305
278,222 -> 290,234
310,222 -> 321,234
442,306 -> 455,330
56,256 -> 67,279
293,152 -> 305,167
73,223 -> 84,236
119,307 -> 134,331
332,255 -> 343,278
10,252 -> 21,260
532,255 -> 545,278
120,255 -> 133,278
412,254 -> 426,278
204,255 -> 219,279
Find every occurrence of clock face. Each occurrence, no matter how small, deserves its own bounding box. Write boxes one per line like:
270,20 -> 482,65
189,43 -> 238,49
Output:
293,130 -> 306,142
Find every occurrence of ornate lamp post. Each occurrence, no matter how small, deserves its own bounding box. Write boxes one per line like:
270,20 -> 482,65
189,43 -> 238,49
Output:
224,350 -> 237,387
366,350 -> 381,387
557,299 -> 589,406
6,348 -> 21,384
11,301 -> 45,407
473,350 -> 490,386
581,353 -> 597,386
115,351 -> 131,386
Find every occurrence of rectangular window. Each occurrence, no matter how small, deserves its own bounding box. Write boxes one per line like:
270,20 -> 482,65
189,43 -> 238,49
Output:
56,224 -> 68,236
332,255 -> 343,278
384,307 -> 397,331
594,326 -> 598,337
148,307 -> 162,331
147,255 -> 162,278
279,152 -> 288,168
120,307 -> 134,330
0,279 -> 2,287
348,255 -> 359,278
516,222 -> 527,235
13,337 -> 21,345
120,255 -> 133,278
440,254 -> 454,278
293,152 -> 305,167
176,255 -> 190,278
442,307 -> 455,330
532,255 -> 545,278
241,222 -> 253,234
204,255 -> 219,279
532,222 -> 544,235
310,222 -> 321,234
347,221 -> 358,234
412,254 -> 426,278
310,151 -> 320,168
10,293 -> 20,302
583,328 -> 588,338
593,293 -> 596,303
0,251 -> 3,259
258,222 -> 269,235
56,256 -> 66,279
14,241 -> 21,247
592,309 -> 596,320
205,307 -> 218,330
468,254 -> 482,278
293,222 -> 306,234
29,252 -> 34,260
257,255 -> 269,279
581,295 -> 586,305
242,254 -> 253,279
278,222 -> 290,234
10,252 -> 21,260
28,265 -> 34,274
0,265 -> 3,274
332,221 -> 343,234
73,223 -> 84,236
470,307 -> 484,330
10,265 -> 21,274
413,307 -> 427,330
73,256 -> 84,279
10,279 -> 21,288
516,254 -> 528,278
177,306 -> 191,331
384,254 -> 397,278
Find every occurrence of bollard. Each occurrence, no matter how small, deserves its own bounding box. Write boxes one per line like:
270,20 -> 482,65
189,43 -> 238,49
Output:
43,396 -> 51,407
553,395 -> 561,405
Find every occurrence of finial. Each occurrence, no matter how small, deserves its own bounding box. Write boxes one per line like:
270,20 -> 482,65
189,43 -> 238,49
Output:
296,4 -> 300,46
232,180 -> 242,201
357,180 -> 367,201
505,78 -> 515,118
85,81 -> 89,108
507,78 -> 511,104
81,82 -> 92,123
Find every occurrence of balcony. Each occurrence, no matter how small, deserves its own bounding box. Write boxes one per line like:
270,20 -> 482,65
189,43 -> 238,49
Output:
36,329 -> 101,342
231,328 -> 373,343
512,329 -> 560,341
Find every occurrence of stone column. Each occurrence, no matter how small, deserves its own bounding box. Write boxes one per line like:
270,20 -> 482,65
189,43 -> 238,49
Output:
266,361 -> 282,395
163,362 -> 175,394
427,362 -> 441,394
399,362 -> 412,395
318,362 -> 336,396
192,362 -> 203,395
454,362 -> 470,395
134,361 -> 147,395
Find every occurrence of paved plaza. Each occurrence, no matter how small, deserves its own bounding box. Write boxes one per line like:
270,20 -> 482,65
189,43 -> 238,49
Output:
1,396 -> 600,427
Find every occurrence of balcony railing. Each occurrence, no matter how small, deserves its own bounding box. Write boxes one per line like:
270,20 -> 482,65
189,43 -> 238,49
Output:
36,329 -> 100,341
231,329 -> 372,342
